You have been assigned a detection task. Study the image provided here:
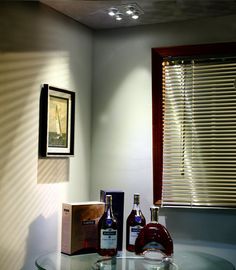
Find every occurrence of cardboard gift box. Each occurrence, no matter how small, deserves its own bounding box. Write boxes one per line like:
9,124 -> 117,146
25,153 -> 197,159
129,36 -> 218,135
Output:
61,201 -> 105,255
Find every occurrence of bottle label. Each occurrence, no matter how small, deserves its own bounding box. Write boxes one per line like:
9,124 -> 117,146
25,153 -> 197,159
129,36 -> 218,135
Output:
100,229 -> 117,249
129,225 -> 143,245
135,216 -> 142,223
82,220 -> 95,225
106,219 -> 112,226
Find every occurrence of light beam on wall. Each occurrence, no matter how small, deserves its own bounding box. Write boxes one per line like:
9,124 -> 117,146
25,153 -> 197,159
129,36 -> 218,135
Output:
0,51 -> 71,269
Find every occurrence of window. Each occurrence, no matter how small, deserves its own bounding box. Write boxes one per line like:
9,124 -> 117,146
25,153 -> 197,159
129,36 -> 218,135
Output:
152,43 -> 236,208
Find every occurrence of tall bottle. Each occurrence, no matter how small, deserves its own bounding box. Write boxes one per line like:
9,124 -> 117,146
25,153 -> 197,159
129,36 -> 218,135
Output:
98,195 -> 118,256
126,193 -> 146,252
135,206 -> 173,258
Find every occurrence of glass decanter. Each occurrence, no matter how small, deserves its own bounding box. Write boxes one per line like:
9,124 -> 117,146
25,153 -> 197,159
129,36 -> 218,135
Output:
135,206 -> 173,259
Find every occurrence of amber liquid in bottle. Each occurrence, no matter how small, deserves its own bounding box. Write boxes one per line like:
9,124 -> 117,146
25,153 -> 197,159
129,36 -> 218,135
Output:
135,206 -> 173,258
126,193 -> 146,252
98,195 -> 118,256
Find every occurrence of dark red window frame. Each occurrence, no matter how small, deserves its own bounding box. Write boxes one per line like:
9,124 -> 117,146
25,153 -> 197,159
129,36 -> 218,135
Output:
152,42 -> 236,205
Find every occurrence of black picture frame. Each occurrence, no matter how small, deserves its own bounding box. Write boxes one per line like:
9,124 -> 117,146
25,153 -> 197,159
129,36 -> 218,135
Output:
39,84 -> 75,157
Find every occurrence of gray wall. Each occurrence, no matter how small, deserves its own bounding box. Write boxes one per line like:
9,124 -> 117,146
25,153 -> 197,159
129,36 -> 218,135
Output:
0,3 -> 93,270
91,15 -> 236,266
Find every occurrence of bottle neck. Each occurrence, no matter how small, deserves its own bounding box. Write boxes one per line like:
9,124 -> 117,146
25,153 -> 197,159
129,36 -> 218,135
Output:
133,194 -> 141,211
150,207 -> 159,223
105,196 -> 114,218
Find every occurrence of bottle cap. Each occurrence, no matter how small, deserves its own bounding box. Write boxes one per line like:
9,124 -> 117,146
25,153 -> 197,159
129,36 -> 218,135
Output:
134,193 -> 140,204
105,194 -> 112,205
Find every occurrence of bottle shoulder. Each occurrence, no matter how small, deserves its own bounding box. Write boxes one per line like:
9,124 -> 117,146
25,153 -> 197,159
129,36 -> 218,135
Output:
142,222 -> 169,230
127,210 -> 146,225
139,222 -> 173,239
98,212 -> 117,229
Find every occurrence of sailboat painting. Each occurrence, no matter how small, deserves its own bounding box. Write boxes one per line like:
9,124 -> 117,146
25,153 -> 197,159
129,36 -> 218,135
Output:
39,84 -> 75,157
48,96 -> 68,148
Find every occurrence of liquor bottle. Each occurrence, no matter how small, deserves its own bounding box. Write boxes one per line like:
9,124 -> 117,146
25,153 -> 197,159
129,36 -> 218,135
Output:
126,193 -> 146,252
135,206 -> 173,258
98,195 -> 118,256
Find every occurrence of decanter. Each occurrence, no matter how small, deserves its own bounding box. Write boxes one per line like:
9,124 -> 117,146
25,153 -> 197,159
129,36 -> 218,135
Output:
134,206 -> 173,259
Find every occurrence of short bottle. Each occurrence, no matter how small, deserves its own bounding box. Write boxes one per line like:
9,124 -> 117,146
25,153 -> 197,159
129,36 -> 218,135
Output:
126,193 -> 146,252
135,206 -> 173,259
98,195 -> 118,256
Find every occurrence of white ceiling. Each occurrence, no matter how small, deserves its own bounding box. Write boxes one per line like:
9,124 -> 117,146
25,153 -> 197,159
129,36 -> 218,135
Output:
40,0 -> 236,30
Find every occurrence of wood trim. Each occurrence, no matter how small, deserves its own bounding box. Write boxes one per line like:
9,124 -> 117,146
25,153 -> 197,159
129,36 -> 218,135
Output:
152,42 -> 236,205
152,48 -> 163,205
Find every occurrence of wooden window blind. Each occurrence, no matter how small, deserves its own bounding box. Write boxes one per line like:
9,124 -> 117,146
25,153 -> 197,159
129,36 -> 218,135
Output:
162,57 -> 236,207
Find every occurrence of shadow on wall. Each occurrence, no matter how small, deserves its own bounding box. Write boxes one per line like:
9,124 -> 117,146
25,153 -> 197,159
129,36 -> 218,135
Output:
37,158 -> 69,184
0,3 -> 79,270
21,212 -> 58,270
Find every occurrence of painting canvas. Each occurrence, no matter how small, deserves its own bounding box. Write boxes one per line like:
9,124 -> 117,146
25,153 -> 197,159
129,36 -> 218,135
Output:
48,95 -> 68,148
39,84 -> 75,157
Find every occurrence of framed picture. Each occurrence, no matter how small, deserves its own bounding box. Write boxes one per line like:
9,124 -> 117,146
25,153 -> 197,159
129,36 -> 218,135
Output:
39,84 -> 75,157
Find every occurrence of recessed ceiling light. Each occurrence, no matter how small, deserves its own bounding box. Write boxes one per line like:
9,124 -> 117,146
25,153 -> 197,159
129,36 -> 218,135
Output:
106,4 -> 143,22
115,13 -> 123,21
132,12 -> 139,20
126,6 -> 135,15
108,8 -> 118,16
